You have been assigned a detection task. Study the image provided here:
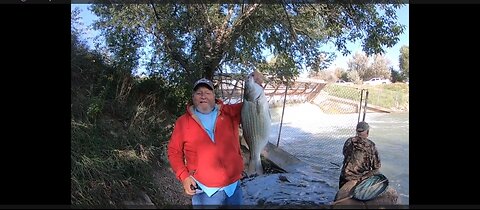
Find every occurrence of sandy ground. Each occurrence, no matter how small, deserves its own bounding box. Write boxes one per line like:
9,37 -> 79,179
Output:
151,161 -> 192,207
150,159 -> 337,208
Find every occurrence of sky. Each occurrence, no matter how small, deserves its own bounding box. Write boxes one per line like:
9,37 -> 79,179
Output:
71,4 -> 409,74
327,4 -> 409,71
72,4 -> 102,48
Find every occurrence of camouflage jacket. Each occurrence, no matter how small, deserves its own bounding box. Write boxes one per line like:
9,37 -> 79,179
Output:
339,135 -> 381,188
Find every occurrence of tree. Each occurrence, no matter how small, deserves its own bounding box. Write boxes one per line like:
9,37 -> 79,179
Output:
334,67 -> 346,81
346,70 -> 361,84
90,3 -> 406,87
390,67 -> 406,83
399,45 -> 409,79
347,51 -> 370,80
347,51 -> 393,81
370,54 -> 391,80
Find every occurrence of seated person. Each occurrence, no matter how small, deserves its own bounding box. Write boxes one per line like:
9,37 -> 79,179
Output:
334,121 -> 398,206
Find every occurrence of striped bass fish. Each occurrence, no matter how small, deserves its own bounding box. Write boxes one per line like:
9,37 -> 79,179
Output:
332,173 -> 390,205
353,174 -> 389,201
241,71 -> 271,176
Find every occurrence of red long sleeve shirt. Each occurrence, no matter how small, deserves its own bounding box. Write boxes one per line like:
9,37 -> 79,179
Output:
167,99 -> 244,187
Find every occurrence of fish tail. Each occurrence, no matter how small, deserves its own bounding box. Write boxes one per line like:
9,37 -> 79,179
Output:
247,153 -> 264,176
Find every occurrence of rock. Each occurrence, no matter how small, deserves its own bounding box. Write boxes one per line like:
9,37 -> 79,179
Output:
364,187 -> 399,206
278,175 -> 290,183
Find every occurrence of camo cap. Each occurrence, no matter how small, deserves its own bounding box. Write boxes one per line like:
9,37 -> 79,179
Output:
356,121 -> 370,132
193,78 -> 214,91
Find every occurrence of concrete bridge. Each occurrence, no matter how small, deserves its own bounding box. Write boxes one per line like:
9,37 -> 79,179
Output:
214,73 -> 326,106
213,73 -> 391,113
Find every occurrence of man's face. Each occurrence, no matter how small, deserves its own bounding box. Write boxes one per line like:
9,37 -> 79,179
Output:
357,130 -> 369,138
192,86 -> 215,114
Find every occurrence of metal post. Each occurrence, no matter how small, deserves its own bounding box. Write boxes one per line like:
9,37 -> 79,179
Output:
358,89 -> 364,123
276,82 -> 288,148
362,90 -> 369,122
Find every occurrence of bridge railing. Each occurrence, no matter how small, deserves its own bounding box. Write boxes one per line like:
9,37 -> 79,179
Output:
213,73 -> 327,107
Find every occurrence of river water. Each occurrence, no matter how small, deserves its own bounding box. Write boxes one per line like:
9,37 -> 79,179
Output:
267,103 -> 409,204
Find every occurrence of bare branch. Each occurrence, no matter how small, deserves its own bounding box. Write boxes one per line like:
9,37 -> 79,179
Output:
221,3 -> 260,48
149,2 -> 190,72
280,0 -> 297,41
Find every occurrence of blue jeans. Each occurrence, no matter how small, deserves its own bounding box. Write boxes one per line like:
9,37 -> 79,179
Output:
192,183 -> 242,208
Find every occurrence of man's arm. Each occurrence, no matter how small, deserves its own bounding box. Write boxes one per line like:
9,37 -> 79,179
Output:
361,144 -> 382,180
372,142 -> 381,171
342,138 -> 352,158
167,119 -> 190,182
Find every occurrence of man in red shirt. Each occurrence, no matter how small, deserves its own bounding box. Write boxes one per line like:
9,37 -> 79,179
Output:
168,74 -> 262,207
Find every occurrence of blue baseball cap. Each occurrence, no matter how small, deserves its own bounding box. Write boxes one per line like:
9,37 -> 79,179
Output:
193,78 -> 214,91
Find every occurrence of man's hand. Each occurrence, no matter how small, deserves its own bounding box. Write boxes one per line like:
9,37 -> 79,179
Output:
182,176 -> 197,196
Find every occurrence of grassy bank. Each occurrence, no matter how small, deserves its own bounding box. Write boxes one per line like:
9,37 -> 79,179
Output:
71,28 -> 187,206
322,83 -> 409,112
